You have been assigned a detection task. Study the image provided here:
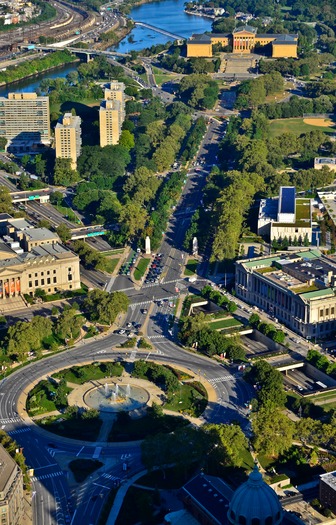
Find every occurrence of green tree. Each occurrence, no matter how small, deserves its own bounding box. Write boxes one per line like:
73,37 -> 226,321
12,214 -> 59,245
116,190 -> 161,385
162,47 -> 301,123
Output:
204,423 -> 248,467
0,186 -> 13,214
119,129 -> 135,150
56,224 -> 71,243
252,408 -> 294,456
84,289 -> 129,325
54,158 -> 79,186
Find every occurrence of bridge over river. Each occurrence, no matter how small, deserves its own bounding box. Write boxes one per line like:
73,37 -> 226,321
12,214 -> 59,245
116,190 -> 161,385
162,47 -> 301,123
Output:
134,21 -> 185,41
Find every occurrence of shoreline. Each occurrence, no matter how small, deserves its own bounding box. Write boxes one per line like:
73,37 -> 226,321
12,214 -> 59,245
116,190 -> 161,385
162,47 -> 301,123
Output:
0,59 -> 80,88
184,9 -> 215,19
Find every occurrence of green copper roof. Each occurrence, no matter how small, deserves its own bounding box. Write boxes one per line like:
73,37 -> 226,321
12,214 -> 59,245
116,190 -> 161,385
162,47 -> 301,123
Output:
299,250 -> 321,259
244,256 -> 280,268
301,288 -> 335,299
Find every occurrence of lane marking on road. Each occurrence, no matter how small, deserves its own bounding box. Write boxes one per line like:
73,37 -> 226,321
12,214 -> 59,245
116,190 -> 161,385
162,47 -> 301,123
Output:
76,446 -> 84,457
93,482 -> 110,490
34,463 -> 58,470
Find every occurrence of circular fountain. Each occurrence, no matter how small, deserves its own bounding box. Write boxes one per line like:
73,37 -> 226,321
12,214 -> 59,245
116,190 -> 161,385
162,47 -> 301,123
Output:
84,383 -> 149,413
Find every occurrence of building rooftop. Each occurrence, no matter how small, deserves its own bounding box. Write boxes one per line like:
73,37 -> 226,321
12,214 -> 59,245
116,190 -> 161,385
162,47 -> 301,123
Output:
315,157 -> 336,165
0,444 -> 19,494
189,33 -> 212,43
7,218 -> 33,231
23,227 -> 59,242
233,25 -> 257,34
182,473 -> 231,524
279,187 -> 295,215
320,471 -> 336,490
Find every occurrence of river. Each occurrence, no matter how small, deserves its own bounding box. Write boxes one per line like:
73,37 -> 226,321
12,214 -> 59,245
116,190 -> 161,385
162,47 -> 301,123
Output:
0,0 -> 212,94
114,0 -> 212,52
0,62 -> 78,96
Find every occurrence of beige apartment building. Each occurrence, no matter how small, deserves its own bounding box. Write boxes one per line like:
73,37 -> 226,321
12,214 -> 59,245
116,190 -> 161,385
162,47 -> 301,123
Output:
55,112 -> 82,170
0,92 -> 50,154
99,81 -> 125,147
0,445 -> 24,525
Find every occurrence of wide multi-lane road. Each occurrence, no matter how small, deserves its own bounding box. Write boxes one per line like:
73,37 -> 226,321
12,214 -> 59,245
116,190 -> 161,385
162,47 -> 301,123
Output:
0,109 -> 248,525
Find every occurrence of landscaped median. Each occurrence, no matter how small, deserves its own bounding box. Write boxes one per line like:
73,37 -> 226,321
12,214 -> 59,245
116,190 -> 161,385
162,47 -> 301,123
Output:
133,257 -> 150,281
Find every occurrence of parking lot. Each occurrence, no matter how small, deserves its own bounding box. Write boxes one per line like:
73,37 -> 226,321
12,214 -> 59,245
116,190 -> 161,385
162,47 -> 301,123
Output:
144,253 -> 164,285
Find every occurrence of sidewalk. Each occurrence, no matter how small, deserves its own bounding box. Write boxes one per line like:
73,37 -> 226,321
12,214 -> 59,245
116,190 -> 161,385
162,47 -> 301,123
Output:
106,470 -> 148,525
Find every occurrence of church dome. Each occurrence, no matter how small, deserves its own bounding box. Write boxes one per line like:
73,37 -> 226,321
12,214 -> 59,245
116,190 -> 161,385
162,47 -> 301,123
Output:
227,465 -> 283,525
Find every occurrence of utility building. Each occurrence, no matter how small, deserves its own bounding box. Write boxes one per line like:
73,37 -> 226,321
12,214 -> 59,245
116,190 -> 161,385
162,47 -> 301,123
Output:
99,81 -> 125,147
0,92 -> 50,154
55,112 -> 82,170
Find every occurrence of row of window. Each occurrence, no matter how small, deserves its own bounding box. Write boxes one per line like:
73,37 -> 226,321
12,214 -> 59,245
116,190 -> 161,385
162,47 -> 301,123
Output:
29,277 -> 57,287
28,270 -> 58,278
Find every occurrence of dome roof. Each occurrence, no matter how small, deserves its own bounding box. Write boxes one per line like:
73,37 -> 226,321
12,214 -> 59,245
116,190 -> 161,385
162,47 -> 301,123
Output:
227,465 -> 283,525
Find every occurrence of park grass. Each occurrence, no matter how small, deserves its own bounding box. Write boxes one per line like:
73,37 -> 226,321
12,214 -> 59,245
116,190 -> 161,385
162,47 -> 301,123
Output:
269,118 -> 335,137
152,66 -> 178,86
103,257 -> 119,274
52,362 -> 123,384
134,257 -> 150,280
108,411 -> 189,442
164,382 -> 207,417
69,459 -> 103,483
184,259 -> 198,276
101,249 -> 124,255
53,202 -> 82,224
136,464 -> 198,490
40,415 -> 102,441
207,318 -> 242,330
115,487 -> 164,525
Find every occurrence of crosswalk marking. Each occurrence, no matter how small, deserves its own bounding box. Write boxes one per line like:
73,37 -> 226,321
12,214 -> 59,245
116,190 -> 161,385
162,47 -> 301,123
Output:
32,471 -> 64,482
0,417 -> 22,424
8,427 -> 31,435
129,350 -> 137,361
121,453 -> 131,460
147,335 -> 165,340
208,376 -> 235,384
102,473 -> 120,481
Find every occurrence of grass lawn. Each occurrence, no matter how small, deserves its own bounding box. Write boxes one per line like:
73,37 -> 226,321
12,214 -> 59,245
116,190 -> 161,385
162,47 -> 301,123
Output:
116,487 -> 164,525
40,416 -> 102,441
152,66 -> 178,86
269,118 -> 335,137
208,318 -> 242,330
184,259 -> 198,276
108,412 -> 189,442
164,382 -> 207,417
52,362 -> 123,384
69,459 -> 103,483
101,249 -> 124,255
134,257 -> 150,280
103,257 -> 119,274
137,465 -> 198,490
296,199 -> 311,221
54,202 -> 82,225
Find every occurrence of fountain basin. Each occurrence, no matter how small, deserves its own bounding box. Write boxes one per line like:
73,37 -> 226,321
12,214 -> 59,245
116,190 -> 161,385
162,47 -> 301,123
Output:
84,384 -> 150,413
